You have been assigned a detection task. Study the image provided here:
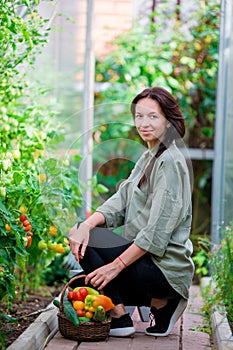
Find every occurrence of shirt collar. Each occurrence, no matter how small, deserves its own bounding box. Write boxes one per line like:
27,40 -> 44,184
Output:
148,144 -> 159,158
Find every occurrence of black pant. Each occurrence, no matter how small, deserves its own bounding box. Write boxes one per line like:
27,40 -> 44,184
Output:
78,227 -> 180,306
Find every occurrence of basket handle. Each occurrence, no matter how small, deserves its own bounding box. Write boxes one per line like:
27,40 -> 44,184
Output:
59,274 -> 86,312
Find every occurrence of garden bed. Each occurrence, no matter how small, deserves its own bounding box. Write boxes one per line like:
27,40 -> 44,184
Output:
0,285 -> 60,349
201,277 -> 233,350
211,309 -> 233,350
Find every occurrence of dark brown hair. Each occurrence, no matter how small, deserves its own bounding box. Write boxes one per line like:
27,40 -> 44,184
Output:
130,87 -> 185,187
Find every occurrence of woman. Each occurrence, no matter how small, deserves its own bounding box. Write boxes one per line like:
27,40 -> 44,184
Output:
69,87 -> 194,338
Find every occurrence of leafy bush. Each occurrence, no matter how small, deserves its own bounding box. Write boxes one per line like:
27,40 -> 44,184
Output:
193,237 -> 211,279
211,225 -> 233,324
197,226 -> 233,327
95,0 -> 220,146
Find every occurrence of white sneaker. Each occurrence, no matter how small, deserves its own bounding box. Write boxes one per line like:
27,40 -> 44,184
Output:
110,313 -> 135,337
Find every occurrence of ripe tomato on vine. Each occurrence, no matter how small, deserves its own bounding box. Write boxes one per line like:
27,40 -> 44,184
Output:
20,215 -> 27,222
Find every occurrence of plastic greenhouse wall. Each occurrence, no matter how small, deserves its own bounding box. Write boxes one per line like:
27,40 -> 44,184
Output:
211,0 -> 233,243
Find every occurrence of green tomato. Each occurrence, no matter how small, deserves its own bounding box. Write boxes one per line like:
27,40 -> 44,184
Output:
38,240 -> 47,250
47,240 -> 57,251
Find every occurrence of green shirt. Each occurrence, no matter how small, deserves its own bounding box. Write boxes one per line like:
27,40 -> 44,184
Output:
96,141 -> 194,299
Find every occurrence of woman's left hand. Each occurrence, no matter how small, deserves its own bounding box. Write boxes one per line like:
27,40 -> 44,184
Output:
85,260 -> 123,290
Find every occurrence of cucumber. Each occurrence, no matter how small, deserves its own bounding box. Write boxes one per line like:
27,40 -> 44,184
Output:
53,299 -> 60,308
63,291 -> 80,326
79,316 -> 91,322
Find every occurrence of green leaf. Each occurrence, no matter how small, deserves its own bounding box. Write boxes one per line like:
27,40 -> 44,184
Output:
92,175 -> 98,187
0,313 -> 18,324
128,65 -> 141,77
180,56 -> 196,69
45,158 -> 57,170
0,237 -> 11,248
153,75 -> 168,89
63,176 -> 72,189
13,172 -> 23,185
9,21 -> 18,34
22,0 -> 30,6
96,184 -> 109,194
0,249 -> 8,261
199,177 -> 207,189
13,247 -> 26,256
157,61 -> 173,75
49,168 -> 61,176
167,76 -> 180,89
0,200 -> 10,218
202,127 -> 213,138
73,154 -> 82,162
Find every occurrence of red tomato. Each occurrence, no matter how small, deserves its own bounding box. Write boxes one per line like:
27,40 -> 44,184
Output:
73,290 -> 82,301
20,215 -> 27,222
25,236 -> 32,248
23,220 -> 30,227
77,309 -> 85,317
78,288 -> 88,301
67,291 -> 74,301
24,225 -> 31,232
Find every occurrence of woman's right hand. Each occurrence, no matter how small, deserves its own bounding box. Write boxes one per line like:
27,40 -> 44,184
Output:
68,222 -> 91,263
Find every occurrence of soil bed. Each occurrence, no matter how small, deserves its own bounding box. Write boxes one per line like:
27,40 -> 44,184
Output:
0,285 -> 61,348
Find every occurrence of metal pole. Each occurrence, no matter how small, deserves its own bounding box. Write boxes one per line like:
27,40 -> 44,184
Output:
211,0 -> 232,244
80,0 -> 95,219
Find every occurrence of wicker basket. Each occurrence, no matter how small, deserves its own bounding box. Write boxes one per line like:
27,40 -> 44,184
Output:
57,274 -> 111,342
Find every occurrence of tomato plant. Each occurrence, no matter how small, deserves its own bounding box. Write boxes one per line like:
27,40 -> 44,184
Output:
0,0 -> 85,305
0,0 -> 114,315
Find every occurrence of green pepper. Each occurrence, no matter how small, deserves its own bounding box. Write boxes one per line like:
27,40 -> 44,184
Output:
84,294 -> 97,310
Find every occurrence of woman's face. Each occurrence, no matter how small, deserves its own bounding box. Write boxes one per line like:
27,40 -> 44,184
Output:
135,98 -> 170,149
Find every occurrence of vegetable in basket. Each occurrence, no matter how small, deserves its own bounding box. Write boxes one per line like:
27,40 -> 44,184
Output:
93,306 -> 106,322
63,291 -> 80,326
85,294 -> 115,312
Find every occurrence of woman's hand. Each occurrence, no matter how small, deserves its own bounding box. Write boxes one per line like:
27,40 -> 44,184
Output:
85,259 -> 124,290
68,222 -> 91,263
